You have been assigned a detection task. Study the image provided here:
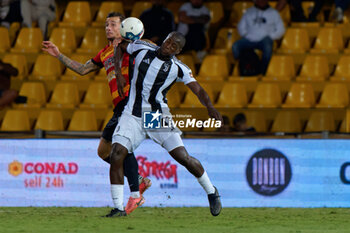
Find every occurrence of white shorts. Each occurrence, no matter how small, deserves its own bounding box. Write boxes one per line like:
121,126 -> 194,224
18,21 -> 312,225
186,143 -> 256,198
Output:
112,113 -> 184,153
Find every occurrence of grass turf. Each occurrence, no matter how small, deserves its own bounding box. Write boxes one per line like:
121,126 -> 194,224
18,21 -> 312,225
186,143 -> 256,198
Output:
0,207 -> 349,233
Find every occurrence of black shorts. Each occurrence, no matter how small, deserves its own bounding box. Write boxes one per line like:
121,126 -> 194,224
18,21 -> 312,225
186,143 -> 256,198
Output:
101,98 -> 128,142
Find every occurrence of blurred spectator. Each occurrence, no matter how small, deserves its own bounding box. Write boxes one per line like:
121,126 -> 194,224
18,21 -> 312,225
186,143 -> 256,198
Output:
21,0 -> 56,39
217,115 -> 233,132
177,0 -> 210,61
0,59 -> 18,108
140,0 -> 175,46
232,0 -> 285,75
232,113 -> 256,132
0,0 -> 22,28
275,0 -> 325,22
332,0 -> 350,23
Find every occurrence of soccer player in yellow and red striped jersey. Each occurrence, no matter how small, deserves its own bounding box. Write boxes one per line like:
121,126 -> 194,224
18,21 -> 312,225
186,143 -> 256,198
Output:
42,12 -> 151,215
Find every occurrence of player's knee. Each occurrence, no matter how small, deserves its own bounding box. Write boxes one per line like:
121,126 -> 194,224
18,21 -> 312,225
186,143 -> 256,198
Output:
97,145 -> 108,159
110,144 -> 127,165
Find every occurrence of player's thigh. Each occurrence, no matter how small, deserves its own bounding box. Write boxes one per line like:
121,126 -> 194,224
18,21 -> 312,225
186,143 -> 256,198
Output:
147,130 -> 184,152
112,113 -> 146,153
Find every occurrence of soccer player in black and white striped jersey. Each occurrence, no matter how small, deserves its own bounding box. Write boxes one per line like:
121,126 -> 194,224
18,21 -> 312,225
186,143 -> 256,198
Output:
105,32 -> 222,217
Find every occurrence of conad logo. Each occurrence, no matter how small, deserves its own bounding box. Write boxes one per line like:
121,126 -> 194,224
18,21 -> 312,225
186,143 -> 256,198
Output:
8,160 -> 78,177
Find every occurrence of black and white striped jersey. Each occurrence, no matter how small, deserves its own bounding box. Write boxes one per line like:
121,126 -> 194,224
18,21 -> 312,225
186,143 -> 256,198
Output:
124,40 -> 196,118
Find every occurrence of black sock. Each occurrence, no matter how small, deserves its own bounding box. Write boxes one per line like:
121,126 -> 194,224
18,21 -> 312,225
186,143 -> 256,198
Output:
123,153 -> 139,192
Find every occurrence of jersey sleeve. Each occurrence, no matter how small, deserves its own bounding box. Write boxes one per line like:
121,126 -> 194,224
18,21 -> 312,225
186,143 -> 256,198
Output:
91,49 -> 104,68
126,40 -> 158,55
176,62 -> 196,85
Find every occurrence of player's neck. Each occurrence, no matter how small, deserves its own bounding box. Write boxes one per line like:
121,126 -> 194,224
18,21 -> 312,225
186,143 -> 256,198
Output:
156,48 -> 171,61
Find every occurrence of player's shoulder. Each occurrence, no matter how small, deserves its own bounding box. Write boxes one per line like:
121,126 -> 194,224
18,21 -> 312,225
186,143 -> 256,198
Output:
173,56 -> 192,72
132,40 -> 159,50
99,44 -> 111,53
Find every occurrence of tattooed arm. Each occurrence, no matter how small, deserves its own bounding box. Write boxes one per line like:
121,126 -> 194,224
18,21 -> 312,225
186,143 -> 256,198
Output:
42,41 -> 99,75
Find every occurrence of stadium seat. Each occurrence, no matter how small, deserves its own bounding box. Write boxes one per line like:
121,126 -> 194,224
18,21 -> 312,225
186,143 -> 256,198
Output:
61,54 -> 95,80
80,82 -> 112,109
165,85 -> 181,108
271,111 -> 302,133
59,1 -> 92,27
11,28 -> 43,53
76,28 -> 107,55
269,1 -> 291,24
211,27 -> 240,60
316,83 -> 349,108
0,27 -> 10,54
131,2 -> 152,17
215,83 -> 248,108
68,110 -> 98,131
180,83 -> 214,108
2,54 -> 28,79
30,54 -> 64,81
248,83 -> 282,108
102,111 -> 114,129
197,55 -> 229,81
229,1 -> 254,26
290,23 -> 320,42
46,83 -> 80,109
263,55 -> 295,81
34,110 -> 64,131
282,83 -> 315,108
49,28 -> 77,55
204,2 -> 224,25
296,55 -> 330,81
14,82 -> 47,108
92,2 -> 125,27
301,1 -> 324,22
0,110 -> 31,131
305,112 -> 336,132
277,28 -> 310,65
330,55 -> 350,81
177,54 -> 196,74
244,111 -> 267,132
166,2 -> 184,24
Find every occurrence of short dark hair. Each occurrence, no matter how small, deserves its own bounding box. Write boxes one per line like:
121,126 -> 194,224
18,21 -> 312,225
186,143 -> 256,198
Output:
106,12 -> 125,21
233,113 -> 247,126
168,31 -> 186,49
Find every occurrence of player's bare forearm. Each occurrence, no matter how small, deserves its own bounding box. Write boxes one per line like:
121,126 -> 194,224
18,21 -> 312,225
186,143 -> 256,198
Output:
58,54 -> 98,75
113,45 -> 126,98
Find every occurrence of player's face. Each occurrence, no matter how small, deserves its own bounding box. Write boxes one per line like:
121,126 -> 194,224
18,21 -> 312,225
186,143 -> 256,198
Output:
105,17 -> 121,40
160,35 -> 181,56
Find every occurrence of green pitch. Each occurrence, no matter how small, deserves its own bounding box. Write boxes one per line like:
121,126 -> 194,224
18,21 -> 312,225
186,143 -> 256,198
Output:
0,207 -> 349,233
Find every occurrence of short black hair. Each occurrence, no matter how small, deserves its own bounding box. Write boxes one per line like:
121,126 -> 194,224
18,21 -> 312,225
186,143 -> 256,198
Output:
106,12 -> 125,21
168,31 -> 186,49
233,113 -> 247,126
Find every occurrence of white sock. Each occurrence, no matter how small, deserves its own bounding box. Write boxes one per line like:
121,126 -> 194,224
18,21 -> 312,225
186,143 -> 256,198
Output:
111,184 -> 124,210
197,171 -> 215,194
131,191 -> 140,198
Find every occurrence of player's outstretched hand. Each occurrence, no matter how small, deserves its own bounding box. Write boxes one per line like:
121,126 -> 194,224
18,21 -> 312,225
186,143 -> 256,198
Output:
207,106 -> 223,124
42,41 -> 60,57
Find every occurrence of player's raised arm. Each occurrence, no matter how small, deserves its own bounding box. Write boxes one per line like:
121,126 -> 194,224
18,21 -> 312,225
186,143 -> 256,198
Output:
186,81 -> 223,122
113,40 -> 130,98
42,41 -> 99,76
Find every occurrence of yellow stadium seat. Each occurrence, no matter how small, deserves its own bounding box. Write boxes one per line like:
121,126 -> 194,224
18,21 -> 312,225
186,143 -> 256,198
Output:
282,83 -> 315,108
229,1 -> 254,26
269,1 -> 291,24
1,110 -> 31,131
211,27 -> 240,56
102,111 -> 114,129
166,85 -> 181,108
290,22 -> 320,41
80,82 -> 112,109
245,111 -> 267,132
263,55 -> 295,81
339,118 -> 347,133
30,54 -> 63,81
277,28 -> 310,65
316,83 -> 349,108
248,83 -> 282,108
296,55 -> 330,81
177,54 -> 196,74
301,1 -> 324,22
2,54 -> 28,79
92,2 -> 125,27
61,54 -> 95,80
49,28 -> 77,55
68,110 -> 98,131
215,83 -> 247,108
131,2 -> 152,18
180,83 -> 214,108
330,55 -> 350,81
11,28 -> 43,53
35,110 -> 64,131
46,83 -> 80,108
14,82 -> 46,108
0,27 -> 10,53
204,2 -> 224,25
166,2 -> 184,24
76,28 -> 107,54
271,111 -> 302,133
59,1 -> 92,27
305,112 -> 335,132
197,55 -> 229,81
